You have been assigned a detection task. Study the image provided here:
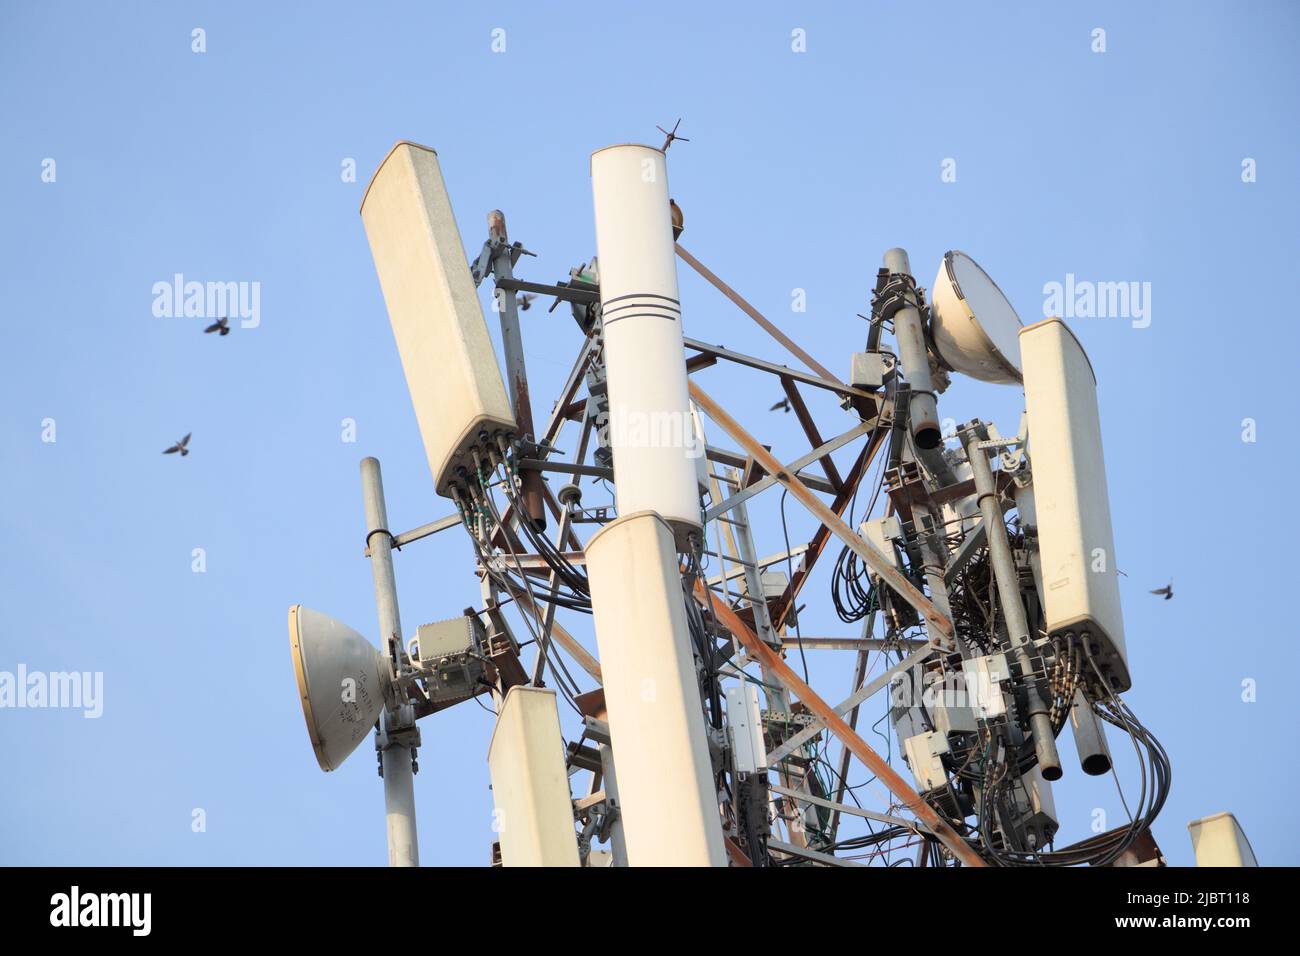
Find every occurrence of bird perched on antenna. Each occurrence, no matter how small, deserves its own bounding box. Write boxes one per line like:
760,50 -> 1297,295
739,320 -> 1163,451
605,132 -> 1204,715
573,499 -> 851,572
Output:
516,293 -> 537,311
163,433 -> 192,457
657,118 -> 689,152
1149,581 -> 1173,601
769,398 -> 791,413
670,199 -> 684,240
203,316 -> 230,336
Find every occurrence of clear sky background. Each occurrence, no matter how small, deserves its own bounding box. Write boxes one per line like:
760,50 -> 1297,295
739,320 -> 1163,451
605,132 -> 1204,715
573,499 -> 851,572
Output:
2,1 -> 1296,866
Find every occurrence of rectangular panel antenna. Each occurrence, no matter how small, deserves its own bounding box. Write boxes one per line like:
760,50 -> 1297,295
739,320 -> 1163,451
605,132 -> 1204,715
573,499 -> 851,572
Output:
361,142 -> 516,497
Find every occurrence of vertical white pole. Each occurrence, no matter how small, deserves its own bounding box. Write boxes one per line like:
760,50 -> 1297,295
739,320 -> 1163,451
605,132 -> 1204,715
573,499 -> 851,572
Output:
361,456 -> 420,867
380,714 -> 420,866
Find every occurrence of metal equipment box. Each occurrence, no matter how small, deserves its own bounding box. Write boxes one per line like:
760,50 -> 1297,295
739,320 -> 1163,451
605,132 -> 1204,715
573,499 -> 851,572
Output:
932,699 -> 978,739
414,614 -> 486,707
960,653 -> 1009,718
860,515 -> 903,561
726,683 -> 767,775
902,731 -> 947,790
1011,766 -> 1059,849
849,351 -> 894,390
414,614 -> 481,663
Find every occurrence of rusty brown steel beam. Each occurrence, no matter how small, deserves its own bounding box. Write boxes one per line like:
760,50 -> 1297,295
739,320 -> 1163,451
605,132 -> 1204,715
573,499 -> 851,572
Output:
675,244 -> 844,387
685,352 -> 718,375
692,580 -> 984,867
557,398 -> 586,423
689,382 -> 954,644
724,835 -> 753,867
780,376 -> 843,493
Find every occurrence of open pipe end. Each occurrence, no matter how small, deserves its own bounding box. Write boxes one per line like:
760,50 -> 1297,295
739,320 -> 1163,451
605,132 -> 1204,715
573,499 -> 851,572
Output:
913,424 -> 942,450
1081,753 -> 1112,777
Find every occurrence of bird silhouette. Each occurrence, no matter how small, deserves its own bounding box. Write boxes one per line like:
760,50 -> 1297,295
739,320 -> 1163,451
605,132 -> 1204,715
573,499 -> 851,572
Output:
657,118 -> 689,152
163,433 -> 192,457
769,398 -> 791,413
1149,581 -> 1173,600
204,316 -> 230,336
516,293 -> 537,311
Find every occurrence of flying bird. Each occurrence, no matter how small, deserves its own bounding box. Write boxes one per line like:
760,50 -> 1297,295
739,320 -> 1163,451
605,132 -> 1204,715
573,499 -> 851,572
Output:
769,398 -> 791,413
204,316 -> 230,336
516,293 -> 537,311
1149,581 -> 1173,601
657,118 -> 689,152
163,433 -> 192,457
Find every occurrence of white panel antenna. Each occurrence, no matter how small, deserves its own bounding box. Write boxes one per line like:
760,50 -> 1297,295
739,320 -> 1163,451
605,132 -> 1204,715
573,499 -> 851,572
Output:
1020,317 -> 1129,692
361,142 -> 516,497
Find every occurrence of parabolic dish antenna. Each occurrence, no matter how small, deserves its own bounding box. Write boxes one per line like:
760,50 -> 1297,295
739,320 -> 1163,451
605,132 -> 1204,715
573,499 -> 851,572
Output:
929,251 -> 1024,385
288,605 -> 389,772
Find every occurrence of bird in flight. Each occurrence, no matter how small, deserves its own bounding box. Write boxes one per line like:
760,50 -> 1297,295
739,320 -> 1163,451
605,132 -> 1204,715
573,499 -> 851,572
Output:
769,398 -> 791,413
657,118 -> 689,152
204,316 -> 230,336
516,293 -> 537,311
1149,581 -> 1173,600
163,433 -> 192,457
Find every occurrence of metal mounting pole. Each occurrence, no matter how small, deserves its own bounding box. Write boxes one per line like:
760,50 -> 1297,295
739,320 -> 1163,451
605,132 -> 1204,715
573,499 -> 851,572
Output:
361,456 -> 420,867
488,210 -> 546,529
728,474 -> 814,845
883,248 -> 942,450
961,436 -> 1063,781
906,437 -> 966,659
597,735 -> 629,867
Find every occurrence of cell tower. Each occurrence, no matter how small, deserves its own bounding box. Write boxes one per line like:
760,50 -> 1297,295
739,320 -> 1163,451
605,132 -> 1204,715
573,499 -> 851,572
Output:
284,134 -> 1240,868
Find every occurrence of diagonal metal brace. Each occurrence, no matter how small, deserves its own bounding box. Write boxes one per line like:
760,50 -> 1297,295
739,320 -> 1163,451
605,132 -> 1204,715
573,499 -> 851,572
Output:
690,382 -> 954,644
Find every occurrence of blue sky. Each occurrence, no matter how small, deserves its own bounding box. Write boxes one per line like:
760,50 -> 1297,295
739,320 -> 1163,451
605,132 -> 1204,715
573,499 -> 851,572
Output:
2,1 -> 1296,866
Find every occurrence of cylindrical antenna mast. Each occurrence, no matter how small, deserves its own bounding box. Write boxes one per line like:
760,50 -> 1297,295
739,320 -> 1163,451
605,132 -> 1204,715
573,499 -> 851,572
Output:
590,143 -> 701,545
884,247 -> 942,450
361,456 -> 420,866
